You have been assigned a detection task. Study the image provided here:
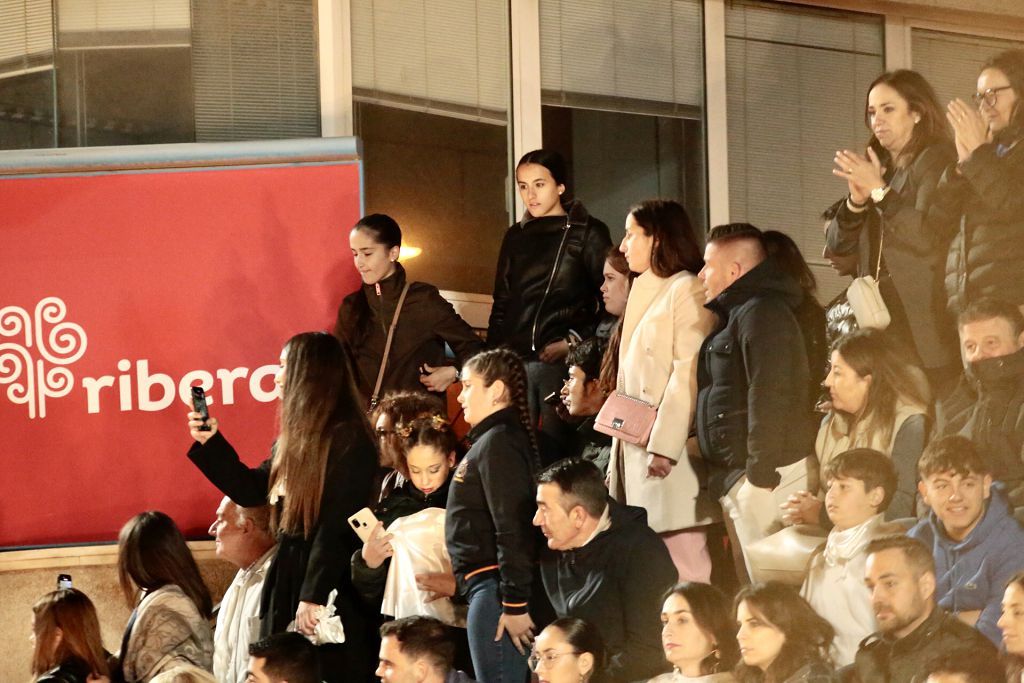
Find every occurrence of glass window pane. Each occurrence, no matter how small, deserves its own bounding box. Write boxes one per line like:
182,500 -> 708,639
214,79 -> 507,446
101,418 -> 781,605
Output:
0,0 -> 56,149
911,28 -> 1024,107
725,0 -> 884,301
540,0 -> 706,241
351,0 -> 511,295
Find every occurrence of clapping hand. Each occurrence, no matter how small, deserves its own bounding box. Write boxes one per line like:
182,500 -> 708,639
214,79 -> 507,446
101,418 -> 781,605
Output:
833,148 -> 886,204
947,98 -> 990,162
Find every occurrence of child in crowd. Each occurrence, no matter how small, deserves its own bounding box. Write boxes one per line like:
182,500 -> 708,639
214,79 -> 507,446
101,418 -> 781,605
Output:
801,448 -> 903,666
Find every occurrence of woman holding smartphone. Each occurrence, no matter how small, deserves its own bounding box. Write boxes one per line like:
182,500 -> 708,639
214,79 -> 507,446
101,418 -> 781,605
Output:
186,331 -> 377,682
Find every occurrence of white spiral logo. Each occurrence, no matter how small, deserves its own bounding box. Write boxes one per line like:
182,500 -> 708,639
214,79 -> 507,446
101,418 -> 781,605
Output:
0,298 -> 88,418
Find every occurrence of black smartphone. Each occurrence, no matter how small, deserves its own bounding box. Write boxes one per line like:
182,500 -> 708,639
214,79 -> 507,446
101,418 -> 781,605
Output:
57,573 -> 72,589
191,385 -> 211,432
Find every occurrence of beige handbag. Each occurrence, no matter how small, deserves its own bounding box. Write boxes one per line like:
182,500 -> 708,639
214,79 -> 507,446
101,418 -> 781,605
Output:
846,227 -> 890,330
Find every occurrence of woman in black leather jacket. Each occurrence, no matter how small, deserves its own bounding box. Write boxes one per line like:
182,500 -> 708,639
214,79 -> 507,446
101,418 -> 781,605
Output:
487,150 -> 612,461
826,70 -> 959,393
31,589 -> 110,683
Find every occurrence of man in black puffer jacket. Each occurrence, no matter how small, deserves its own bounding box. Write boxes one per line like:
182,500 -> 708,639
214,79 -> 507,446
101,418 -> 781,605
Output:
695,224 -> 817,580
937,298 -> 1024,502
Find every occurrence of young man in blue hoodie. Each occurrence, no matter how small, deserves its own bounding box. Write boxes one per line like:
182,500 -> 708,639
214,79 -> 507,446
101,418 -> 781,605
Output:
909,434 -> 1024,645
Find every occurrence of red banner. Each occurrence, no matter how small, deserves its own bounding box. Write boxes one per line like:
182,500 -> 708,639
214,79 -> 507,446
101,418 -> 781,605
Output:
1,157 -> 362,547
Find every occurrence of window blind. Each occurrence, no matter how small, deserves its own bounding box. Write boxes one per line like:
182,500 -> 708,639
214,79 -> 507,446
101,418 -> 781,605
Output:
350,0 -> 509,124
725,0 -> 883,301
911,29 -> 1024,107
540,0 -> 702,117
0,0 -> 53,78
191,0 -> 320,141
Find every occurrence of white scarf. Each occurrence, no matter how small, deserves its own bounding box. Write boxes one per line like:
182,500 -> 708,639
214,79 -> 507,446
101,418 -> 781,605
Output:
823,514 -> 883,570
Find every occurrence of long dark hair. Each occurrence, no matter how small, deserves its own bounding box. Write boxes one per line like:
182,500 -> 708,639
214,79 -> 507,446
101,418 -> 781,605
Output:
762,230 -> 816,296
864,70 -> 949,168
395,414 -> 461,477
271,331 -> 370,537
627,199 -> 704,277
342,214 -> 403,349
831,329 -> 932,445
464,348 -> 540,469
983,49 -> 1024,140
663,583 -> 739,675
31,589 -> 109,678
734,583 -> 834,683
598,246 -> 632,396
117,511 -> 213,619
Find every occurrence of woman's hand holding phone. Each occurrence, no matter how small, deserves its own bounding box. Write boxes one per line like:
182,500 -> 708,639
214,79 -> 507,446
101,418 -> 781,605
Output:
187,411 -> 219,444
361,522 -> 394,569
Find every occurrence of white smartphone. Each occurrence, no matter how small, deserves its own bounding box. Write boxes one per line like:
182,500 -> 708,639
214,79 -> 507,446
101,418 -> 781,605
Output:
347,507 -> 380,544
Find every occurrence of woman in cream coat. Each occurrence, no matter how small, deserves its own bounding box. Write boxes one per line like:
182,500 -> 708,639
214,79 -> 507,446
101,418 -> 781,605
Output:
609,199 -> 718,581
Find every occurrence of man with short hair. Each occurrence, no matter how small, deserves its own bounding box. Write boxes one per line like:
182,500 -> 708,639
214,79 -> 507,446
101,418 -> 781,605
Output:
938,298 -> 1024,501
922,651 -> 1006,683
376,615 -> 474,683
210,496 -> 277,683
801,448 -> 903,666
246,632 -> 320,683
533,458 -> 676,682
695,223 -> 817,578
560,337 -> 612,474
908,434 -> 1024,644
850,535 -> 995,683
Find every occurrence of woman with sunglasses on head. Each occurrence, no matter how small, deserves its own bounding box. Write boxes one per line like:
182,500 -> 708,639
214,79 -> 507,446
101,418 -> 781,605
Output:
937,49 -> 1024,317
825,70 -> 959,394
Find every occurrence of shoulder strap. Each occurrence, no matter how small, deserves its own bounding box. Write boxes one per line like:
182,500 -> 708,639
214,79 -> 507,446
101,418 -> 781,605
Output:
370,282 -> 412,409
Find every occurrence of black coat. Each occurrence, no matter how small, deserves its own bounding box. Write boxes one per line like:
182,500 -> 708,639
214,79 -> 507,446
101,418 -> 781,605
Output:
696,257 -> 817,498
445,407 -> 537,614
848,607 -> 995,683
334,263 -> 483,404
36,657 -> 93,683
934,132 -> 1024,313
937,347 -> 1024,491
187,424 -> 377,678
487,200 -> 612,355
539,501 -> 676,683
826,141 -> 959,369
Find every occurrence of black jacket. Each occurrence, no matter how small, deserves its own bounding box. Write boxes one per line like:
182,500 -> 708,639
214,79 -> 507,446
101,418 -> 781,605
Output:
937,347 -> 1024,492
445,407 -> 537,615
335,263 -> 483,404
36,657 -> 93,683
351,475 -> 452,610
934,132 -> 1024,313
848,607 -> 995,683
696,257 -> 817,498
187,425 -> 376,645
487,200 -> 612,355
539,501 -> 676,683
826,142 -> 959,369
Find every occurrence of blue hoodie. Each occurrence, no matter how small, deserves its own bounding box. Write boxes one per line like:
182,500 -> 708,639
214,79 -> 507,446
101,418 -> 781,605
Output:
909,481 -> 1024,644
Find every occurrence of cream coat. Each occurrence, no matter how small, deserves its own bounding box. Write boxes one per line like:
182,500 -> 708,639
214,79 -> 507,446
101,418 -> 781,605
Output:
608,270 -> 718,532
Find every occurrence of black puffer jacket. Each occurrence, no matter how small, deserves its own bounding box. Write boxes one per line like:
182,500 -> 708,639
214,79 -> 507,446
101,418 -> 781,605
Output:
937,347 -> 1024,492
695,257 -> 817,499
335,263 -> 483,404
935,132 -> 1024,313
487,200 -> 612,355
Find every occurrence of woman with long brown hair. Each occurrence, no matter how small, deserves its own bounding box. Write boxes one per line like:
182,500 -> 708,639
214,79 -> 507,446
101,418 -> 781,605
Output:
826,69 -> 959,392
115,511 -> 213,682
186,331 -> 378,682
31,588 -> 109,683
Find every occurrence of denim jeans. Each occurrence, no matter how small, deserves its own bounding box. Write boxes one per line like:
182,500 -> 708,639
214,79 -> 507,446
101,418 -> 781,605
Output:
464,575 -> 529,683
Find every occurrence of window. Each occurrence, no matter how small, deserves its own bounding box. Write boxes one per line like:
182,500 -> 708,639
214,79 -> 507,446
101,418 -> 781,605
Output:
725,0 -> 884,302
0,0 -> 55,149
351,0 -> 512,295
539,0 -> 706,241
911,28 -> 1024,107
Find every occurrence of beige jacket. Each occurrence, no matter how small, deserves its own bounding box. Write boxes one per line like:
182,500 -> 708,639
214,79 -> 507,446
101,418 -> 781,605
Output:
608,270 -> 718,532
122,584 -> 214,682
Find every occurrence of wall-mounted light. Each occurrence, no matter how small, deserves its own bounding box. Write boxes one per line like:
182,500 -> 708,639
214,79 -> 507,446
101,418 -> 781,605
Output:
400,245 -> 422,260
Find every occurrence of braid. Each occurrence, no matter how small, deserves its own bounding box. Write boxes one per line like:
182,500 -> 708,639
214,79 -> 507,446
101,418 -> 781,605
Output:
465,348 -> 541,470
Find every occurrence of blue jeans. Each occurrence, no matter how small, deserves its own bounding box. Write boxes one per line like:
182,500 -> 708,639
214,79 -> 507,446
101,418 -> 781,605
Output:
464,575 -> 529,683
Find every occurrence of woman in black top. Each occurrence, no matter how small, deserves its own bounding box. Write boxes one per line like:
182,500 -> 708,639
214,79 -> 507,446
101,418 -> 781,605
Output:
826,70 -> 958,391
187,331 -> 377,682
335,214 -> 483,410
31,589 -> 109,683
446,348 -> 539,683
488,150 -> 612,462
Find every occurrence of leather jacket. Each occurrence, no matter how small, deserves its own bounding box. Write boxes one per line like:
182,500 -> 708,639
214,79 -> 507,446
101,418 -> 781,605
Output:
487,200 -> 612,356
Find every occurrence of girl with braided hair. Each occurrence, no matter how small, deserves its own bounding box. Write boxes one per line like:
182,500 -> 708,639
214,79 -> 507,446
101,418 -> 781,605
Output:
446,348 -> 540,683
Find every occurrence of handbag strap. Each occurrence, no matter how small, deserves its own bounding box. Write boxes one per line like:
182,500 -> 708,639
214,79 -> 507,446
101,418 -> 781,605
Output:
370,282 -> 411,408
874,224 -> 884,280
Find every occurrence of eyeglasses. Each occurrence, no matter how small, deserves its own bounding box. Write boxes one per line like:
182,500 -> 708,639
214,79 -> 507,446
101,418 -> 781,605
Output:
972,86 -> 1013,108
528,650 -> 580,671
